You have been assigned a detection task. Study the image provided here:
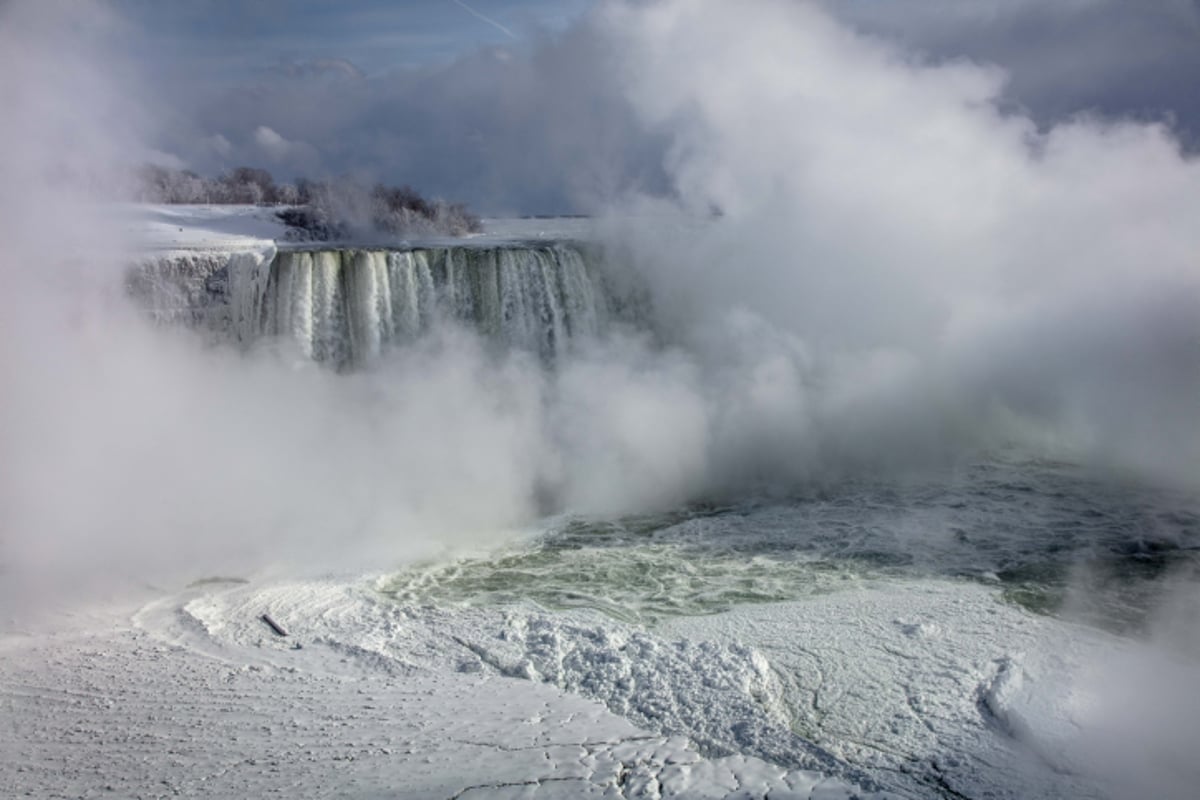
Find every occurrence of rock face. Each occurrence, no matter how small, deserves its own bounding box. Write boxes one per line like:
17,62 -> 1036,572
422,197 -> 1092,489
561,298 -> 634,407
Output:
129,242 -> 630,367
128,250 -> 256,331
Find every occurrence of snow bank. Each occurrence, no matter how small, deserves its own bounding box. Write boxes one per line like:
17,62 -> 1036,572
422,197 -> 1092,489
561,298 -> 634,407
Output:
982,644 -> 1200,800
151,578 -> 880,790
7,568 -> 1196,798
661,581 -> 1120,800
119,203 -> 291,253
0,578 -> 883,799
117,204 -> 597,255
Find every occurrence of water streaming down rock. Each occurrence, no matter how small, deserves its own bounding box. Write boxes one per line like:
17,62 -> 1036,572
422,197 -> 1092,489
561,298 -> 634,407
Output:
133,243 -> 617,368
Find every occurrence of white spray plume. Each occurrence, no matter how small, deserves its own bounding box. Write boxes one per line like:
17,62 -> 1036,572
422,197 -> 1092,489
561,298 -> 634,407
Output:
0,1 -> 549,608
590,0 -> 1200,486
2,0 -> 1198,615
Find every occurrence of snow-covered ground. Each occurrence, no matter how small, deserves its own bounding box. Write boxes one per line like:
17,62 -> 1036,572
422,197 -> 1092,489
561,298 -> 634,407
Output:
0,579 -> 880,799
116,204 -> 597,256
5,569 -> 1195,798
118,204 -> 291,254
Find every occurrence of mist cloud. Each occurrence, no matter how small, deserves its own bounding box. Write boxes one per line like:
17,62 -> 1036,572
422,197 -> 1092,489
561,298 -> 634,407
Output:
588,0 -> 1200,485
2,0 -> 1197,617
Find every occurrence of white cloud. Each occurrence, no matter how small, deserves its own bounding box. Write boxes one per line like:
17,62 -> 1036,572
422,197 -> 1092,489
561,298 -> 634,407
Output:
250,124 -> 319,170
208,132 -> 232,157
254,125 -> 291,160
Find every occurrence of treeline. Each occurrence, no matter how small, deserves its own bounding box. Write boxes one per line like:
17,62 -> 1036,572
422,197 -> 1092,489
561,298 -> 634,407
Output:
135,164 -> 295,205
134,164 -> 482,238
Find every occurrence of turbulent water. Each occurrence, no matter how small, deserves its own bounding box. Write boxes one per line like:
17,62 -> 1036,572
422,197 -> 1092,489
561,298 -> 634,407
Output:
383,456 -> 1200,636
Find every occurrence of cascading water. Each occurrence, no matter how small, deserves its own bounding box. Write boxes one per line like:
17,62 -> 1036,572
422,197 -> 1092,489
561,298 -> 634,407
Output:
132,242 -> 617,367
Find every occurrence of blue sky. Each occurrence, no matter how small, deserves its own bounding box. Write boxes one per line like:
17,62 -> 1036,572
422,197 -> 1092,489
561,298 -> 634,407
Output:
110,0 -> 1200,214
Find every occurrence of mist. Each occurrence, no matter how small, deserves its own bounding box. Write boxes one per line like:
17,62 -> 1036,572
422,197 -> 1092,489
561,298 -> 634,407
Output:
0,0 -> 1196,560
591,0 -> 1200,485
4,0 -> 1198,589
0,1 -> 557,606
2,3 -> 1198,797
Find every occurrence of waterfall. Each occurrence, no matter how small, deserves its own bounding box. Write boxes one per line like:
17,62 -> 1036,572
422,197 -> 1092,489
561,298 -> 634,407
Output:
131,243 -> 616,368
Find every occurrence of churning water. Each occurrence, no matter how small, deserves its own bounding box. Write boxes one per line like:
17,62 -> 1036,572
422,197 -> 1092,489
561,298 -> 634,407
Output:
383,455 -> 1200,636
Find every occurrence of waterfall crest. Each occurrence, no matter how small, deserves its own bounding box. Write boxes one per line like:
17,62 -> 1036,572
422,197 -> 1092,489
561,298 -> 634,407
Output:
132,243 -> 614,367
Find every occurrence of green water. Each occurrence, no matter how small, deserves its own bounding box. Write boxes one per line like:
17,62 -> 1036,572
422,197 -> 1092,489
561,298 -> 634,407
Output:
382,461 -> 1200,635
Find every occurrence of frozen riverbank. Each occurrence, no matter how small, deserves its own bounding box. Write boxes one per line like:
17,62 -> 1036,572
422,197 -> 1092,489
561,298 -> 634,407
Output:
0,578 -> 879,799
7,564 -> 1196,799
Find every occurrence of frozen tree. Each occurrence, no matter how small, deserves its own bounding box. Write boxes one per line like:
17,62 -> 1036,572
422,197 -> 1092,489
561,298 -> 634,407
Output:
131,164 -> 481,238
